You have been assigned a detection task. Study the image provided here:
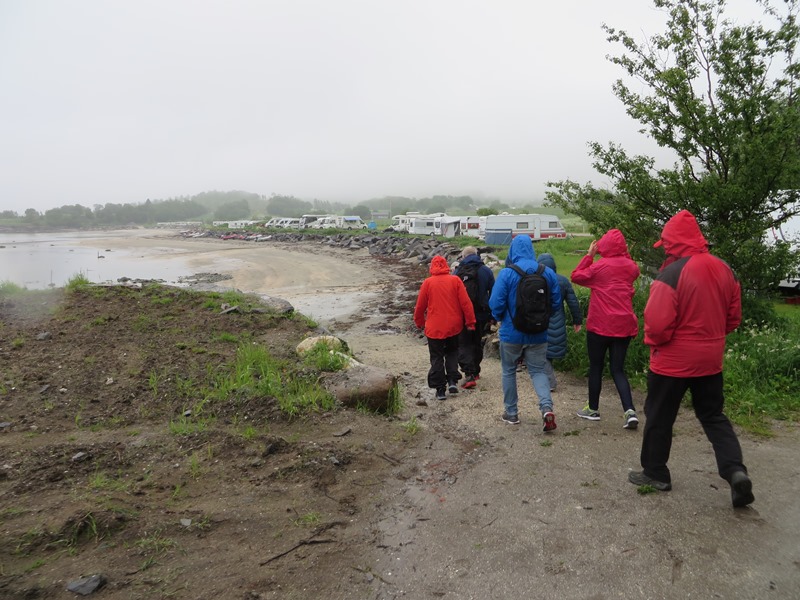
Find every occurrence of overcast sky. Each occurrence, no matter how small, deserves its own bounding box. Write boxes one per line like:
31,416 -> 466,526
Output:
0,1 -> 766,213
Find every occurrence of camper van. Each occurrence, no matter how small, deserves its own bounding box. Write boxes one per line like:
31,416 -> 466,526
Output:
299,214 -> 330,229
456,216 -> 486,239
315,216 -> 368,230
483,213 -> 567,245
407,213 -> 447,235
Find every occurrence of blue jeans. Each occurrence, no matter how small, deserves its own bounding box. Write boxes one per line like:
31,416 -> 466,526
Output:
499,341 -> 553,417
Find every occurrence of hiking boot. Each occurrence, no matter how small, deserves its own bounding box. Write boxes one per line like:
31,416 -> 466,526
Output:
461,376 -> 477,389
730,471 -> 755,508
542,411 -> 557,432
501,412 -> 520,425
435,388 -> 447,401
577,406 -> 601,421
623,409 -> 639,429
448,384 -> 459,394
628,470 -> 672,491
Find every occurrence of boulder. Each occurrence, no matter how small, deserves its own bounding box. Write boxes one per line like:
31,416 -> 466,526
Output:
296,335 -> 349,356
322,365 -> 398,412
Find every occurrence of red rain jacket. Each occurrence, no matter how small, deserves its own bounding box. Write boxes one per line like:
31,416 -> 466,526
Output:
414,255 -> 476,339
645,210 -> 741,377
571,229 -> 640,338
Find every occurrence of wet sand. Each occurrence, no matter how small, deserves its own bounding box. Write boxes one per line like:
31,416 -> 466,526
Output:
77,228 -> 385,323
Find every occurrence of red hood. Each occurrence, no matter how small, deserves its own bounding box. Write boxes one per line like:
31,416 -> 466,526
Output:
655,210 -> 708,259
429,255 -> 451,275
596,228 -> 631,258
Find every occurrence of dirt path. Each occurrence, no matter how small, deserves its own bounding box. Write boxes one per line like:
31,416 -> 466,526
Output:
80,232 -> 800,598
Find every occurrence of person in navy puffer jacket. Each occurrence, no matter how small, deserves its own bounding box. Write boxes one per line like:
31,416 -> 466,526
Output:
537,253 -> 582,392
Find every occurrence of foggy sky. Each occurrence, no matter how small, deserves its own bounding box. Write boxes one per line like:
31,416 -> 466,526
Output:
0,1 -> 766,213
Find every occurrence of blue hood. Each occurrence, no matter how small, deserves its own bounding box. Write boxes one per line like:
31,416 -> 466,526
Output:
508,235 -> 535,264
538,252 -> 556,272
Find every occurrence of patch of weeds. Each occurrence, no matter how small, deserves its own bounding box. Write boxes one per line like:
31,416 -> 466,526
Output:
291,512 -> 321,527
581,480 -> 600,488
171,484 -> 186,501
175,341 -> 188,350
0,280 -> 27,294
0,506 -> 26,521
89,471 -> 129,493
169,416 -> 210,435
278,380 -> 335,418
540,440 -> 553,447
303,341 -> 350,372
131,314 -> 152,332
83,355 -> 96,365
636,484 -> 658,495
240,425 -> 259,440
43,398 -> 55,411
191,346 -> 207,354
293,312 -> 319,328
89,315 -> 111,327
150,295 -> 173,306
401,416 -> 419,435
135,530 -> 177,556
23,558 -> 46,573
188,453 -> 203,479
384,383 -> 402,416
64,273 -> 91,292
215,331 -> 240,344
11,337 -> 25,349
562,430 -> 581,437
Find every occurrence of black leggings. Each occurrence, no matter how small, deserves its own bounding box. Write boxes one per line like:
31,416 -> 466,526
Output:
586,330 -> 634,412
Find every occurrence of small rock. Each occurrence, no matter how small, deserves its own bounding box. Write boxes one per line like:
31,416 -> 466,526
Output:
105,378 -> 114,385
72,452 -> 88,462
36,332 -> 52,341
332,427 -> 352,437
180,518 -> 192,527
66,574 -> 107,595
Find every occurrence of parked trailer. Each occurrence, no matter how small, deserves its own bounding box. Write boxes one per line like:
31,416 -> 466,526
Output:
484,213 -> 567,244
455,216 -> 486,239
433,216 -> 463,237
299,214 -> 331,228
408,214 -> 443,236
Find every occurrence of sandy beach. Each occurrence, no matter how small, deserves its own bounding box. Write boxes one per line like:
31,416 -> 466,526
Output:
76,228 -> 386,323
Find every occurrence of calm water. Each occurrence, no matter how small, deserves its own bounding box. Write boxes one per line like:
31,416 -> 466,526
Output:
0,231 -> 196,289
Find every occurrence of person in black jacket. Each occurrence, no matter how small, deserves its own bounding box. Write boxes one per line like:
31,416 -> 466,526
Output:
454,246 -> 495,389
537,253 -> 582,391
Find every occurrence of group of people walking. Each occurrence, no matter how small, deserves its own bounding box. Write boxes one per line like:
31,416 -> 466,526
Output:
413,210 -> 754,508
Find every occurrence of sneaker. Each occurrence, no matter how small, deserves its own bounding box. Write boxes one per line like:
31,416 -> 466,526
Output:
448,384 -> 459,394
501,412 -> 520,425
461,376 -> 477,390
730,471 -> 755,508
628,470 -> 671,491
577,406 -> 601,421
435,388 -> 447,401
542,411 -> 557,432
623,409 -> 639,429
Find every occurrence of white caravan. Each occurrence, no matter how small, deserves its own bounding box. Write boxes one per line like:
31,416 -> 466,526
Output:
456,216 -> 486,239
484,213 -> 567,244
315,216 -> 368,230
433,216 -> 463,237
407,213 -> 447,235
299,214 -> 331,229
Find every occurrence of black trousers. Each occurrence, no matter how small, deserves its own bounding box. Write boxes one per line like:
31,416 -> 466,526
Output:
586,331 -> 634,412
458,318 -> 487,377
426,335 -> 460,390
641,371 -> 746,484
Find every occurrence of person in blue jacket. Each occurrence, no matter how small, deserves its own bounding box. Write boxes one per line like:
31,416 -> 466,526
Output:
489,235 -> 561,431
537,253 -> 583,391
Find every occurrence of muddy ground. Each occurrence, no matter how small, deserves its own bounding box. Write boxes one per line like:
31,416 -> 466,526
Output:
1,236 -> 799,600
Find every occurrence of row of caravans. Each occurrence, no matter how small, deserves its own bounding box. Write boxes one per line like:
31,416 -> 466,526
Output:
263,215 -> 367,230
390,212 -> 566,242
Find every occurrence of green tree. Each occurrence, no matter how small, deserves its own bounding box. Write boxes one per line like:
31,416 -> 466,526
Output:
266,194 -> 312,217
546,0 -> 800,294
213,199 -> 250,220
347,204 -> 372,220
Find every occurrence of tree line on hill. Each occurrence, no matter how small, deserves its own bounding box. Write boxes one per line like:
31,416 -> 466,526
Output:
2,192 -> 556,230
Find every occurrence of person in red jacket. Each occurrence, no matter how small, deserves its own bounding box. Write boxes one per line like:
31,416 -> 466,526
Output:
571,229 -> 641,429
628,210 -> 754,508
414,255 -> 476,401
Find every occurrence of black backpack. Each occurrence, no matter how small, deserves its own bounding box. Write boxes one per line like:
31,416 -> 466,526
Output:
508,263 -> 551,334
458,261 -> 482,309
